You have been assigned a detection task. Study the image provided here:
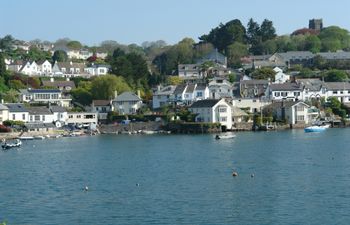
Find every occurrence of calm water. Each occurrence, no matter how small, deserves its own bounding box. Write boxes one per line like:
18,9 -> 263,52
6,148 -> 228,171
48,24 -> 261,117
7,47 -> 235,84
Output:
1,129 -> 350,224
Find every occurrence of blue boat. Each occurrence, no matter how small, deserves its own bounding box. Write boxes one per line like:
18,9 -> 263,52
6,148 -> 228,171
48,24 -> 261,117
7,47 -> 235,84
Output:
304,124 -> 330,132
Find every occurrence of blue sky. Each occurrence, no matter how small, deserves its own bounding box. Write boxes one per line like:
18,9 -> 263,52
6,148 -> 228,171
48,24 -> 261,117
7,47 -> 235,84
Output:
2,0 -> 350,46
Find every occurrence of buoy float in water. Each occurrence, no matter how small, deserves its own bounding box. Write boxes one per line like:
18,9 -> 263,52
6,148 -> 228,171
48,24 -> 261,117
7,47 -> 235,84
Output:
232,172 -> 238,177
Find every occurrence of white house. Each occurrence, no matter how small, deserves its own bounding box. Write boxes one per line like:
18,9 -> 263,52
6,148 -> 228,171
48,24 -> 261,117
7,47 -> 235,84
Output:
232,98 -> 271,113
173,84 -> 210,105
325,82 -> 350,103
66,112 -> 98,125
52,61 -> 88,77
266,101 -> 311,125
189,99 -> 233,130
19,61 -> 39,76
85,64 -> 109,76
37,60 -> 52,75
91,100 -> 112,121
0,104 -> 9,125
152,85 -> 176,109
298,78 -> 327,101
209,78 -> 234,99
19,89 -> 71,107
50,105 -> 68,127
178,64 -> 203,79
4,103 -> 29,123
112,91 -> 143,115
27,106 -> 55,123
268,83 -> 303,101
273,67 -> 290,84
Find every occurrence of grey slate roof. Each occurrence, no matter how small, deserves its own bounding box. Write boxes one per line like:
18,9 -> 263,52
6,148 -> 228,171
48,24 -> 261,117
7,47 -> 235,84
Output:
27,107 -> 53,115
20,89 -> 61,94
269,83 -> 303,91
240,79 -> 269,85
195,83 -> 207,91
42,80 -> 76,89
325,82 -> 350,90
154,85 -> 176,95
185,84 -> 196,93
318,52 -> 350,60
174,84 -> 186,95
276,51 -> 314,61
190,99 -> 220,108
114,92 -> 141,102
92,100 -> 111,106
50,105 -> 67,113
298,78 -> 324,91
0,104 -> 8,110
4,103 -> 28,112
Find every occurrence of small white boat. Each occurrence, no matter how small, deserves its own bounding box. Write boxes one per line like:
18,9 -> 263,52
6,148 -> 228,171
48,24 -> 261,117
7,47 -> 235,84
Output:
304,124 -> 330,132
18,136 -> 34,140
215,134 -> 236,140
34,136 -> 45,140
141,130 -> 157,134
2,139 -> 22,149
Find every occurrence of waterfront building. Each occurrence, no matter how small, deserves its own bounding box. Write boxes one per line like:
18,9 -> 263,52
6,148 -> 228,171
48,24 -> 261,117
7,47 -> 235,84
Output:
4,103 -> 29,123
189,99 -> 233,130
268,83 -> 303,101
112,91 -> 143,115
19,89 -> 72,107
66,112 -> 98,126
152,85 -> 176,109
240,79 -> 269,98
50,105 -> 68,127
325,82 -> 350,104
0,104 -> 9,125
264,101 -> 312,125
209,77 -> 234,99
91,100 -> 112,122
232,98 -> 271,113
27,106 -> 55,123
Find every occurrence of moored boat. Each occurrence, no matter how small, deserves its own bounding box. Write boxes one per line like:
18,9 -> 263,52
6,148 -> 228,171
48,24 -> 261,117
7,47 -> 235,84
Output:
215,134 -> 236,140
2,139 -> 22,150
304,124 -> 330,132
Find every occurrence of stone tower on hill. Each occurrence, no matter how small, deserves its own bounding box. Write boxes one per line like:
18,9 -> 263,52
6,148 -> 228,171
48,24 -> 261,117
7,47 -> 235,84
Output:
309,19 -> 323,31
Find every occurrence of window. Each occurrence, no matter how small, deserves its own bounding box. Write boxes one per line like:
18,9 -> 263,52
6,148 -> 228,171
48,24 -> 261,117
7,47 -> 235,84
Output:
12,114 -> 15,120
297,115 -> 304,121
219,107 -> 227,113
294,92 -> 300,96
220,117 -> 227,122
77,115 -> 81,118
275,92 -> 280,97
69,115 -> 73,118
340,91 -> 344,94
282,92 -> 288,97
196,92 -> 203,97
35,115 -> 40,121
30,115 -> 33,121
333,91 -> 337,94
297,105 -> 304,111
22,114 -> 26,120
43,115 -> 45,121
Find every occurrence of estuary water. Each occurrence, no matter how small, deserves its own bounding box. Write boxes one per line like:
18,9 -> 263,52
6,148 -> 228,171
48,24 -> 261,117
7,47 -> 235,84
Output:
1,129 -> 350,224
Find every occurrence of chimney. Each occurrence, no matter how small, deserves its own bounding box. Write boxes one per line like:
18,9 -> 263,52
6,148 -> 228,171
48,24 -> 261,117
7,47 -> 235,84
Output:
50,77 -> 54,82
70,61 -> 73,66
1,99 -> 4,104
137,90 -> 141,98
157,85 -> 161,91
114,90 -> 118,99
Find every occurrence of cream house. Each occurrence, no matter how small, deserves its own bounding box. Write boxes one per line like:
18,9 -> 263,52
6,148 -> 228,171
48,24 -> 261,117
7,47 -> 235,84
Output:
189,99 -> 233,130
112,92 -> 143,115
0,104 -> 9,124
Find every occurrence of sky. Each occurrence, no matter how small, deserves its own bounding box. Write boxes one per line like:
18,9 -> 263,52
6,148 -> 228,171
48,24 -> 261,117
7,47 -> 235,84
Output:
2,0 -> 350,46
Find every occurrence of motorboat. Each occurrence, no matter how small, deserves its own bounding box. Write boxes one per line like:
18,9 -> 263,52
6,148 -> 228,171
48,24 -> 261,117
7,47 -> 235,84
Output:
304,124 -> 330,132
2,139 -> 22,150
18,136 -> 34,140
215,134 -> 236,140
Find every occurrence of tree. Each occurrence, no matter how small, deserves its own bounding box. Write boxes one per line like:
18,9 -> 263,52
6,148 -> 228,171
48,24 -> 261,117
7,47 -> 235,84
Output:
247,18 -> 260,45
319,26 -> 350,51
0,35 -> 15,53
67,40 -> 82,50
52,50 -> 68,62
251,68 -> 276,80
226,42 -> 248,67
91,75 -> 131,100
327,97 -> 346,118
323,70 -> 348,82
199,19 -> 246,51
8,80 -> 25,90
260,19 -> 276,42
0,53 -> 6,77
71,88 -> 93,106
2,89 -> 19,103
25,46 -> 51,61
167,76 -> 183,85
305,35 -> 321,53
